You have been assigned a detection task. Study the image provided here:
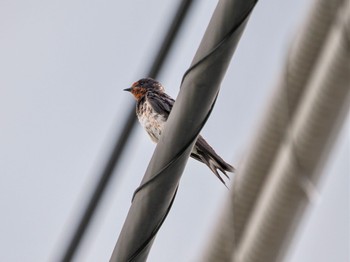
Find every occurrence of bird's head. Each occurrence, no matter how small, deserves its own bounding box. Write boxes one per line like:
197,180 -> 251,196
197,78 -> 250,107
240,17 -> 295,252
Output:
124,78 -> 165,100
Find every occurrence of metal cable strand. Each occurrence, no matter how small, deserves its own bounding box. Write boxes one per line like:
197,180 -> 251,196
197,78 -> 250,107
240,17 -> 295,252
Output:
110,1 -> 258,261
129,3 -> 253,258
59,1 -> 194,261
125,93 -> 218,261
236,1 -> 350,261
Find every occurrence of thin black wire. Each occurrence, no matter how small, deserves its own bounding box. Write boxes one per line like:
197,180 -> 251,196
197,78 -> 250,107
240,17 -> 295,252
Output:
181,0 -> 258,85
128,186 -> 179,262
127,1 -> 258,259
59,1 -> 195,261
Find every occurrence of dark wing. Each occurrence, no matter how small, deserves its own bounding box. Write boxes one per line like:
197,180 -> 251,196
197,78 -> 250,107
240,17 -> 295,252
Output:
146,91 -> 175,119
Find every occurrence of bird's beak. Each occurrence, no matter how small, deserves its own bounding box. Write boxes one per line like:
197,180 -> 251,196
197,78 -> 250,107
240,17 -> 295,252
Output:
123,87 -> 133,92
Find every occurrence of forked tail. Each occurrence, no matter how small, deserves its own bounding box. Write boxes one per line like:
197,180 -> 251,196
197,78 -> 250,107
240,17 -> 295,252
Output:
191,135 -> 235,186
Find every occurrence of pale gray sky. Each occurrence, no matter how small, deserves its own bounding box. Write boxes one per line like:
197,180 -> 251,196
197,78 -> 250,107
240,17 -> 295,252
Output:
0,1 -> 348,261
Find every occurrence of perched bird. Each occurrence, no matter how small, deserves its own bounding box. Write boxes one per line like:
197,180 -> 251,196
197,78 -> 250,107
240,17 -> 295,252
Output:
124,77 -> 234,185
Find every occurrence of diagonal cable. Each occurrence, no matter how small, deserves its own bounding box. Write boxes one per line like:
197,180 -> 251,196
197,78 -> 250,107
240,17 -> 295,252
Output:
110,1 -> 258,261
236,1 -> 350,260
231,0 -> 347,245
202,0 -> 348,261
58,1 -> 195,261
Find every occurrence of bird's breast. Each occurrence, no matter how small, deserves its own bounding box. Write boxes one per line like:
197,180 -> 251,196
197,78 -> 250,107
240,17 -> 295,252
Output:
137,100 -> 166,143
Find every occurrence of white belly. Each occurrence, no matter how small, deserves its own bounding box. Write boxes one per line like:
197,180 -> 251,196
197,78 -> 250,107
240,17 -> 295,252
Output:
137,101 -> 166,143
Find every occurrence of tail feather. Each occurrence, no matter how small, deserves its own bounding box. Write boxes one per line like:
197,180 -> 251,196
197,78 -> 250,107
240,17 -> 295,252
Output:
191,135 -> 235,186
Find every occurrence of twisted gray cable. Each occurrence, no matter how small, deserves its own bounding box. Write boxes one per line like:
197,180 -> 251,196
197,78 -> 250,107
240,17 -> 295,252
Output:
110,0 -> 258,261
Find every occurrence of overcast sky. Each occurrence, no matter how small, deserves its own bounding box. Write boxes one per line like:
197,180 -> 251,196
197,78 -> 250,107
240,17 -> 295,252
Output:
0,1 -> 348,261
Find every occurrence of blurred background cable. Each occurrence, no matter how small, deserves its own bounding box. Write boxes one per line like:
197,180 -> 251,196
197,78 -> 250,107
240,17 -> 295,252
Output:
59,1 -> 195,261
236,1 -> 350,260
231,0 -> 346,246
202,0 -> 349,261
